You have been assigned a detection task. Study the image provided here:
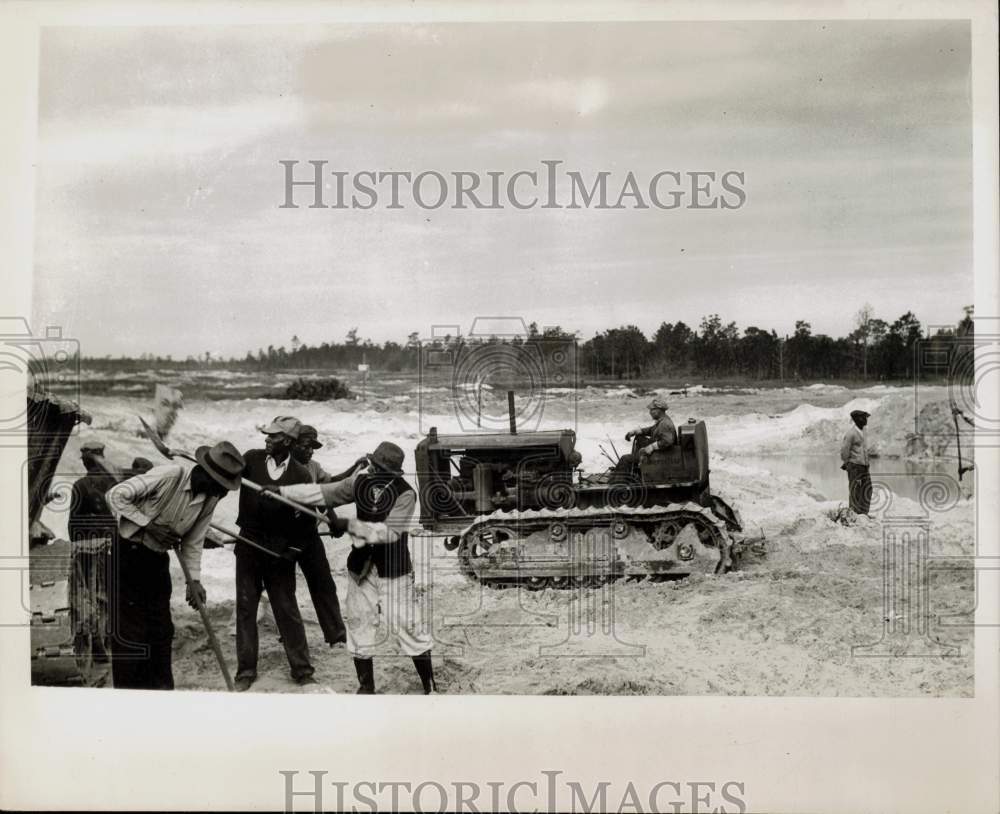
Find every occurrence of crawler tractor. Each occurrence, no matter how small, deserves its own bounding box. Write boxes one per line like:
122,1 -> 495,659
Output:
415,393 -> 752,588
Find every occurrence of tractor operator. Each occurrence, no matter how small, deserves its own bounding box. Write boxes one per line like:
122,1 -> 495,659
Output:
625,397 -> 678,460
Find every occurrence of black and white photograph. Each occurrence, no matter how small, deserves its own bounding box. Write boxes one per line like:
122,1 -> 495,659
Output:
1,2 -> 997,812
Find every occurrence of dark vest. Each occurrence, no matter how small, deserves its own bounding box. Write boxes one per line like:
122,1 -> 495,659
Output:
68,473 -> 118,543
236,449 -> 314,556
351,472 -> 414,579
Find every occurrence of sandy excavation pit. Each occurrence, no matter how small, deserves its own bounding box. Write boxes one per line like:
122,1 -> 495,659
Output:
38,379 -> 977,696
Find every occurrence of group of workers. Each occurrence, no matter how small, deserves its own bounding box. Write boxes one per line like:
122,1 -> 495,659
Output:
66,418 -> 435,695
63,396 -> 873,694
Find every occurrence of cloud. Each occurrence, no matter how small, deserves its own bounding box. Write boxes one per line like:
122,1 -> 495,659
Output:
39,96 -> 302,175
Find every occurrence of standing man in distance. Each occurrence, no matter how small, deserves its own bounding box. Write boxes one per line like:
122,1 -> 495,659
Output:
840,409 -> 872,515
105,440 -> 244,689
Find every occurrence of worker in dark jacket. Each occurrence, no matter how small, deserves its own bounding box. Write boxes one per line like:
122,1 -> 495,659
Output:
67,439 -> 118,667
625,397 -> 678,458
271,441 -> 435,694
68,439 -> 119,544
234,416 -> 317,691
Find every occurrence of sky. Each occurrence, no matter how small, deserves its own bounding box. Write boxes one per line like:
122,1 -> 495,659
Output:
32,20 -> 972,359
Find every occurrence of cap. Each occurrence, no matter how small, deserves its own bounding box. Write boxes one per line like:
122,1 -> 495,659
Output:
298,424 -> 323,449
850,409 -> 871,420
258,416 -> 301,439
80,440 -> 105,454
368,441 -> 405,475
647,397 -> 669,411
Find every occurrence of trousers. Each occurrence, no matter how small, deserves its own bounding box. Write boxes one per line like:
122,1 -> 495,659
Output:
235,540 -> 314,681
846,463 -> 872,514
108,538 -> 174,690
344,570 -> 432,659
297,537 -> 346,644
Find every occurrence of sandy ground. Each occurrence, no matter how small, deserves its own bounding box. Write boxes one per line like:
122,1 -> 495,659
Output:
38,380 -> 976,696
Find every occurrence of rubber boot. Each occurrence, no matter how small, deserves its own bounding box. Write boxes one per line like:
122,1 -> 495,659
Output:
353,657 -> 375,694
412,650 -> 436,694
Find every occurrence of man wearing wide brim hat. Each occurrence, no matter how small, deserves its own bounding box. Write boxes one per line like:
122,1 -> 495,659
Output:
272,440 -> 437,694
624,396 -> 678,460
840,409 -> 872,514
105,440 -> 244,690
233,415 -> 319,691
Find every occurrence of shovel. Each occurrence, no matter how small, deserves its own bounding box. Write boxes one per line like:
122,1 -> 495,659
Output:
172,542 -> 234,691
136,415 -> 329,524
92,454 -> 235,690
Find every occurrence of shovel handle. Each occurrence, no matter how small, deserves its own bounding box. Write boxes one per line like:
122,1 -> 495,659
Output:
208,523 -> 301,558
136,415 -> 328,522
172,547 -> 233,692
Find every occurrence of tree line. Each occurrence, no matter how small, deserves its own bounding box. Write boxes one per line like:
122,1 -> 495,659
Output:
65,307 -> 974,382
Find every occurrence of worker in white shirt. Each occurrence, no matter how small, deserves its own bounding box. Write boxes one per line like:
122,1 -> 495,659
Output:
106,440 -> 244,689
840,409 -> 872,514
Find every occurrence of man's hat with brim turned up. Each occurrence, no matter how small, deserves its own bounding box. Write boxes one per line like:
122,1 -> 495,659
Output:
368,441 -> 405,475
298,424 -> 323,449
258,416 -> 301,439
195,441 -> 245,491
850,410 -> 871,420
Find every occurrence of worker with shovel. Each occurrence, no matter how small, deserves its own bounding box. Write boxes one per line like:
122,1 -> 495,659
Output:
105,440 -> 244,690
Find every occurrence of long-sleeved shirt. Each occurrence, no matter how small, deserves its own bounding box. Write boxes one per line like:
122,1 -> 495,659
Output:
840,424 -> 869,467
304,459 -> 331,483
304,457 -> 365,485
106,463 -> 220,580
640,415 -> 678,450
280,473 -> 416,544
